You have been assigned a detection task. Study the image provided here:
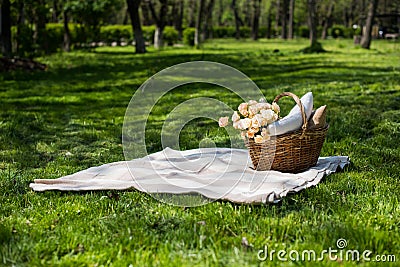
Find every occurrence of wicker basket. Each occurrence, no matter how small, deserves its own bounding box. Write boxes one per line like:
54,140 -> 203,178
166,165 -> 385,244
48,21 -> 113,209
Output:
245,92 -> 329,173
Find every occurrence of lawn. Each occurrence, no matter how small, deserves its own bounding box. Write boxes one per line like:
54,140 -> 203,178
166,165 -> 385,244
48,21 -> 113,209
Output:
0,38 -> 399,266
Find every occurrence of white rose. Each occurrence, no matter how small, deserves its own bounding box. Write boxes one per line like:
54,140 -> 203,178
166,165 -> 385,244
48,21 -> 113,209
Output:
236,118 -> 251,130
218,117 -> 229,127
256,102 -> 271,110
261,109 -> 274,122
242,118 -> 252,129
272,102 -> 280,113
232,111 -> 240,122
248,105 -> 258,118
238,103 -> 248,116
248,100 -> 258,106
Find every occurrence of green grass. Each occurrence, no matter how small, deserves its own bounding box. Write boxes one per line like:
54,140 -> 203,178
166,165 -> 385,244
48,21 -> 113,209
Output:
1,38 -> 399,266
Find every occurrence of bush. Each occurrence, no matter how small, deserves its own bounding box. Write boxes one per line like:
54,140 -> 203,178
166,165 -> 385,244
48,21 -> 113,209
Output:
330,25 -> 345,38
142,25 -> 156,43
343,27 -> 355,38
298,26 -> 309,38
100,25 -> 132,44
163,26 -> 179,46
239,27 -> 251,38
183,27 -> 195,46
12,25 -> 35,57
258,27 -> 268,38
71,24 -> 89,44
46,23 -> 64,52
213,26 -> 235,38
353,27 -> 362,36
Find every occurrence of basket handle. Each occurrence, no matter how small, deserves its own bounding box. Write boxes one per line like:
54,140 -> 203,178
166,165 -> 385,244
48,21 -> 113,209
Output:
273,92 -> 308,132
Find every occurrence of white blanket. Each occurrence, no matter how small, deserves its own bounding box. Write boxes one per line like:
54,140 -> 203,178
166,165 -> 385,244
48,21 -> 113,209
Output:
30,148 -> 349,204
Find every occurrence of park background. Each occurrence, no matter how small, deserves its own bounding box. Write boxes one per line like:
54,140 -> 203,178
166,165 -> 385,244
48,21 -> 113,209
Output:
0,0 -> 400,266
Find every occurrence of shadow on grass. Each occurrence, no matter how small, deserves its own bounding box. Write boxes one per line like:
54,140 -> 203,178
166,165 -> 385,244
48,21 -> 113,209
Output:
1,46 -> 399,171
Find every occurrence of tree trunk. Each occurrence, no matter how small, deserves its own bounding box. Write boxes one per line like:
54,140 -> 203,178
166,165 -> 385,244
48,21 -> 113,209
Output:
154,27 -> 163,48
52,0 -> 59,22
63,10 -> 71,52
307,0 -> 318,46
275,0 -> 280,35
127,0 -> 146,53
202,0 -> 215,40
174,0 -> 184,39
188,0 -> 197,27
302,0 -> 324,52
140,1 -> 153,25
358,0 -> 366,37
231,0 -> 242,39
360,0 -> 379,49
195,0 -> 205,47
288,0 -> 295,39
147,0 -> 168,48
251,0 -> 261,40
321,2 -> 334,40
244,0 -> 251,27
1,0 -> 12,56
281,0 -> 288,39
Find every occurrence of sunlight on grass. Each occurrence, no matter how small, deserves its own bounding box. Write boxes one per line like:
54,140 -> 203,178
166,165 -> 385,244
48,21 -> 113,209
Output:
0,38 -> 399,266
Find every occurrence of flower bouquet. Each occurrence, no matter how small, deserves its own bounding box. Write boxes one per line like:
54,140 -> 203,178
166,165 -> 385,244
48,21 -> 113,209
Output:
218,99 -> 281,143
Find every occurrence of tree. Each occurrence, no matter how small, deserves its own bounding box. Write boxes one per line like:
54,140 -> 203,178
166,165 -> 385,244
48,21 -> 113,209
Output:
231,0 -> 243,39
308,0 -> 317,45
173,0 -> 184,39
288,0 -> 295,39
140,1 -> 153,25
243,0 -> 251,27
147,0 -> 168,48
275,0 -> 280,35
194,0 -> 205,47
321,2 -> 334,39
1,0 -> 12,56
202,0 -> 215,40
281,0 -> 288,39
127,0 -> 146,53
251,0 -> 261,40
265,2 -> 273,38
33,0 -> 48,54
188,0 -> 197,27
302,0 -> 325,53
67,0 -> 123,43
361,0 -> 379,49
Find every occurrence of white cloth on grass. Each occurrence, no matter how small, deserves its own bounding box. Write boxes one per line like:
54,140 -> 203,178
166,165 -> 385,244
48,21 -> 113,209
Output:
29,147 -> 349,204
